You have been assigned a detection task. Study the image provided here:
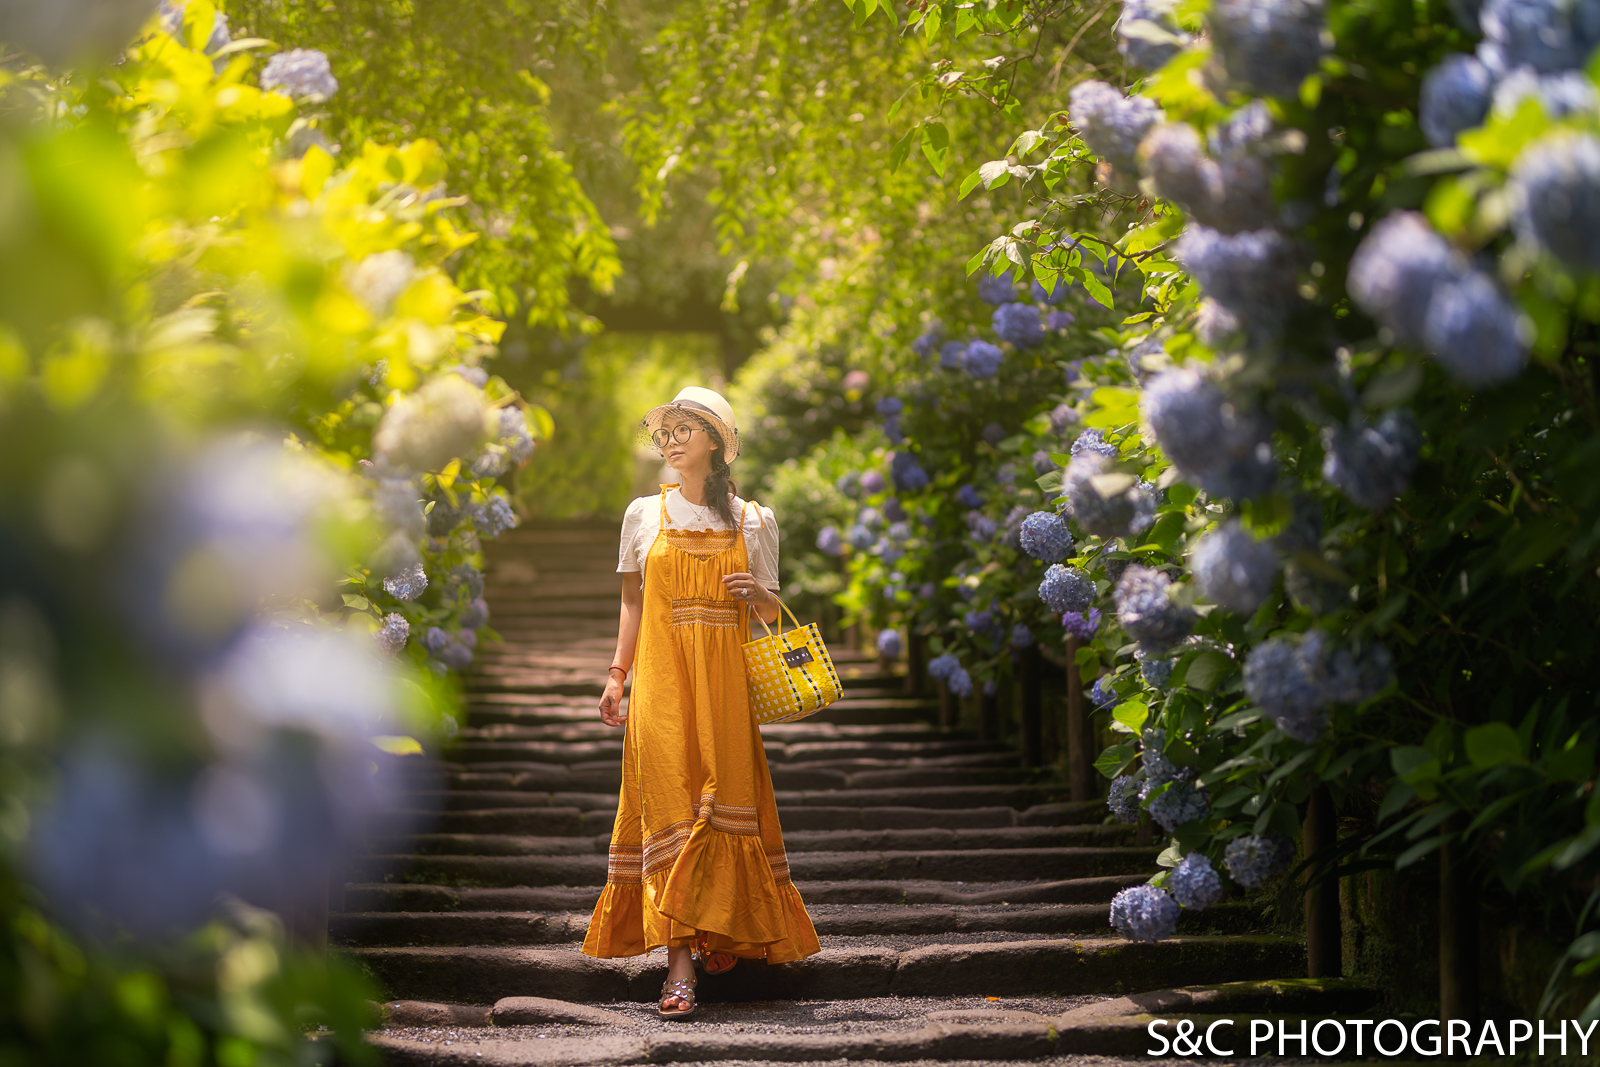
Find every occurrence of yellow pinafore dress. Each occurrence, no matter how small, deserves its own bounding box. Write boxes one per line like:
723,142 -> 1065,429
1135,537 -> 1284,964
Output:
582,486 -> 820,963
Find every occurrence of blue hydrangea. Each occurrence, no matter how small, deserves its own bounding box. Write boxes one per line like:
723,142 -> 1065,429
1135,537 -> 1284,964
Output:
912,322 -> 944,358
423,625 -> 450,654
1141,727 -> 1180,788
947,666 -> 975,698
1101,556 -> 1132,586
447,563 -> 484,601
383,561 -> 428,601
939,341 -> 968,370
374,613 -> 409,656
847,524 -> 875,550
1062,607 -> 1102,640
1048,310 -> 1077,331
1243,636 -> 1329,743
1223,833 -> 1295,888
1510,131 -> 1600,273
1321,409 -> 1422,511
891,453 -> 929,493
963,608 -> 995,636
260,48 -> 339,101
1324,640 -> 1395,704
1115,565 -> 1196,654
1020,511 -> 1075,562
1039,564 -> 1095,613
1033,274 -> 1072,304
1197,447 -> 1279,502
928,652 -> 961,682
1477,0 -> 1595,74
880,542 -> 905,566
1192,521 -> 1280,614
1167,852 -> 1224,909
1003,505 -> 1031,550
1050,404 -> 1078,439
836,471 -> 862,497
1140,110 -> 1276,235
160,0 -> 232,53
1421,54 -> 1494,146
1108,775 -> 1142,822
1492,68 -> 1599,123
459,597 -> 490,630
376,476 -> 426,539
1210,0 -> 1327,98
436,635 -> 474,670
475,495 -> 518,538
860,506 -> 885,530
1063,451 -> 1144,538
1089,676 -> 1120,707
1118,0 -> 1188,70
1140,654 -> 1175,690
956,483 -> 984,509
425,491 -> 462,537
882,497 -> 907,522
876,397 -> 904,417
1195,298 -> 1243,347
1069,80 -> 1164,176
1148,780 -> 1209,831
1110,884 -> 1180,942
861,470 -> 889,495
887,520 -> 913,542
1423,271 -> 1528,387
1347,211 -> 1466,350
977,270 -> 1018,304
1174,225 -> 1298,335
1141,368 -> 1269,479
498,407 -> 536,465
1071,428 -> 1120,459
883,416 -> 904,444
965,510 -> 1000,542
963,340 -> 1004,378
919,581 -> 938,601
1011,623 -> 1036,649
876,628 -> 903,659
816,525 -> 843,556
993,303 -> 1046,349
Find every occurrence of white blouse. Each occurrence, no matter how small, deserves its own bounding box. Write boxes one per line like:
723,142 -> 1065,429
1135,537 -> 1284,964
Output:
616,488 -> 781,591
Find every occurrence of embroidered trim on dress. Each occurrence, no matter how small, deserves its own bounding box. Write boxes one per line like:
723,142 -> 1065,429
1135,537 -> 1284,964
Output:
643,819 -> 695,879
606,843 -> 643,884
698,793 -> 760,836
670,597 -> 741,629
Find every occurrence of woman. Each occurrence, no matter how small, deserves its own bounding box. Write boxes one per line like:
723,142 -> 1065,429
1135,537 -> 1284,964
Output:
582,386 -> 820,1019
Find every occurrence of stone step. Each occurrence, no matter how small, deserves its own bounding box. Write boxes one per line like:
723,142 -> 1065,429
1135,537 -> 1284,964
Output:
399,784 -> 1078,815
331,900 -> 1267,947
353,846 -> 1161,888
427,764 -> 1049,795
343,876 -> 1158,915
368,824 -> 1138,859
371,801 -> 1099,837
443,742 -> 1016,770
344,934 -> 1306,1005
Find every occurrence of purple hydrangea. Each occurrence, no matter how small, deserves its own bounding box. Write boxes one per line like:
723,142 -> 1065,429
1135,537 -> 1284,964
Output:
475,495 -> 518,538
1069,80 -> 1164,176
887,520 -> 913,542
1010,623 -> 1036,649
977,269 -> 1018,304
1070,428 -> 1119,459
890,453 -> 929,493
1168,852 -> 1224,909
447,563 -> 484,601
459,597 -> 490,630
883,415 -> 904,443
912,322 -> 945,358
1108,775 -> 1142,822
956,484 -> 984,509
1115,566 -> 1196,653
1148,780 -> 1209,831
1223,834 -> 1296,888
423,626 -> 450,654
1089,676 -> 1119,707
1020,511 -> 1075,562
1039,564 -> 1095,613
383,561 -> 428,601
1510,132 -> 1600,272
993,302 -> 1045,349
963,340 -> 1004,378
260,48 -> 339,101
882,497 -> 908,522
965,510 -> 1000,542
836,471 -> 862,497
947,666 -> 975,698
1110,884 -> 1180,942
928,652 -> 961,682
1048,310 -> 1078,331
1061,607 -> 1102,640
860,506 -> 885,530
1321,409 -> 1421,512
848,524 -> 875,550
1209,0 -> 1327,98
436,636 -> 474,671
1050,404 -> 1078,439
1420,54 -> 1494,146
816,525 -> 843,556
1117,0 -> 1188,70
876,628 -> 903,659
1062,451 -> 1145,538
1192,521 -> 1280,614
939,341 -> 968,370
861,470 -> 889,495
876,397 -> 904,417
374,613 -> 409,656
1031,451 -> 1061,478
1141,728 -> 1180,788
1139,654 -> 1175,690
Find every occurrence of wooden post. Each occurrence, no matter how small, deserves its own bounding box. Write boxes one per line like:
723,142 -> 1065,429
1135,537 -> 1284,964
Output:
1303,782 -> 1342,978
1440,813 -> 1478,1034
906,631 -> 926,696
1065,635 -> 1092,802
1018,645 -> 1043,768
937,678 -> 956,729
979,684 -> 1000,742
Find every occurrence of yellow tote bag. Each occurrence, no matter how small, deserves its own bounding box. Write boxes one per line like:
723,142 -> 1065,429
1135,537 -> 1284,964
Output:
742,598 -> 843,725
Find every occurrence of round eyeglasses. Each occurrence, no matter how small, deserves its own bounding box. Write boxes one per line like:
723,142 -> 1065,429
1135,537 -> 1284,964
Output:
650,424 -> 704,449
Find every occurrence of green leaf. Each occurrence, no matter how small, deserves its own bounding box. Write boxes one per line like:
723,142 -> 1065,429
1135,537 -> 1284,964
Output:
1094,742 -> 1138,779
958,168 -> 985,200
1396,834 -> 1446,869
342,593 -> 371,611
1035,470 -> 1062,493
979,158 -> 1011,190
1156,843 -> 1183,867
1547,742 -> 1594,781
1181,649 -> 1234,692
1076,267 -> 1113,309
920,121 -> 951,176
1112,699 -> 1149,735
1465,721 -> 1523,769
1266,747 -> 1318,788
889,124 -> 922,174
1377,781 -> 1415,823
1209,707 -> 1263,733
1555,825 -> 1600,870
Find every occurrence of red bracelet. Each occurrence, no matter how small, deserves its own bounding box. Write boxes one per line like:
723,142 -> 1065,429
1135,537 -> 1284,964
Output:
608,665 -> 627,676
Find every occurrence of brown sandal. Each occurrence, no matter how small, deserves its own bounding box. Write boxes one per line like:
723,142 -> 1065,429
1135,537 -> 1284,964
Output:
694,936 -> 737,975
657,976 -> 698,1020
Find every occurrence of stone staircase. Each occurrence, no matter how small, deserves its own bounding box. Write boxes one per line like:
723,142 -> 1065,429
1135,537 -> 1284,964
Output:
340,519 -> 1309,1064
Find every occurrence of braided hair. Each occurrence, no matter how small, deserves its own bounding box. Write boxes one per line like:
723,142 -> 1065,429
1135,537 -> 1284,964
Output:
692,415 -> 739,528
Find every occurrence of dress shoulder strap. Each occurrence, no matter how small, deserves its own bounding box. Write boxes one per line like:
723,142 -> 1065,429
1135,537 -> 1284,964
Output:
658,484 -> 676,527
740,497 -> 763,530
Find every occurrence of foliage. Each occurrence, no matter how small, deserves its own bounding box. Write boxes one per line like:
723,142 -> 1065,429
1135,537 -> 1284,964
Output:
0,4 -> 552,1060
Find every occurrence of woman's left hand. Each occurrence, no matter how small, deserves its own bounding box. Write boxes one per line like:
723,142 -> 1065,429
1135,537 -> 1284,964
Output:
721,572 -> 772,607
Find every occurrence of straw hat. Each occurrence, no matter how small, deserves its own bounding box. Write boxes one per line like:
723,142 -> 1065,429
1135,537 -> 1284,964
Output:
641,386 -> 741,464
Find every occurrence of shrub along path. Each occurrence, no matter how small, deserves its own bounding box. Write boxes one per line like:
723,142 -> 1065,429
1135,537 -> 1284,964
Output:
341,520 -> 1308,1064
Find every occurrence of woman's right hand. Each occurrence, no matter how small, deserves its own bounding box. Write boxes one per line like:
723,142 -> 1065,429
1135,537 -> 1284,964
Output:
599,675 -> 627,727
